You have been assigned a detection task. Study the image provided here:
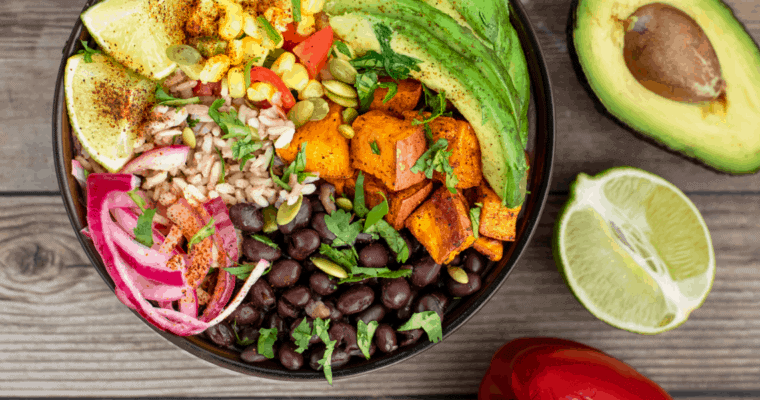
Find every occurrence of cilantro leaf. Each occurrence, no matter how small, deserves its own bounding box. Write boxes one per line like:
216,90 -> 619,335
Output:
423,122 -> 433,144
338,267 -> 411,284
370,23 -> 421,80
357,320 -> 378,359
335,41 -> 353,58
155,84 -> 200,107
354,71 -> 379,112
187,118 -> 200,128
257,327 -> 278,359
398,311 -> 442,344
469,205 -> 482,239
319,243 -> 358,270
312,318 -> 336,384
127,190 -> 156,247
292,318 -> 312,353
77,40 -> 102,63
188,218 -> 215,251
412,86 -> 448,126
215,147 -> 226,184
223,262 -> 271,280
252,234 -> 279,249
209,99 -> 261,169
370,140 -> 381,155
365,219 -> 409,263
364,192 -> 388,230
377,82 -> 398,104
323,209 -> 363,247
353,172 -> 369,217
410,138 -> 458,194
271,143 -> 312,191
233,323 -> 258,346
270,153 -> 291,191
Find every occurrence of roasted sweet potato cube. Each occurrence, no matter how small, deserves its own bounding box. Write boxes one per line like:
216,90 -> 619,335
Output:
351,110 -> 427,191
473,236 -> 503,262
405,186 -> 476,265
477,183 -> 521,241
276,101 -> 354,179
385,179 -> 433,230
369,79 -> 423,117
362,172 -> 389,209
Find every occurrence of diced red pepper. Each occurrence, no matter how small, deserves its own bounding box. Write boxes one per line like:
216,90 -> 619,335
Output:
292,26 -> 334,79
282,23 -> 310,51
192,81 -> 222,97
248,66 -> 296,109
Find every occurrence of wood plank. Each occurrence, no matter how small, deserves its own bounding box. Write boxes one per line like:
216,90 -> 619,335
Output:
2,0 -> 760,192
0,194 -> 758,395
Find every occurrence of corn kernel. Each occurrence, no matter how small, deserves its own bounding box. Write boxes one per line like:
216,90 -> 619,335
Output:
243,12 -> 260,41
298,80 -> 324,100
296,14 -> 315,37
241,37 -> 269,66
264,7 -> 292,32
227,67 -> 246,98
270,52 -> 296,76
281,63 -> 309,91
218,0 -> 244,41
247,82 -> 276,102
301,0 -> 326,14
199,54 -> 231,83
226,39 -> 246,65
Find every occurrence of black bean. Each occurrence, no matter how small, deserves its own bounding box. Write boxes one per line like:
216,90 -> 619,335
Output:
450,254 -> 463,265
242,237 -> 282,263
395,290 -> 417,321
237,325 -> 260,346
355,232 -> 374,244
290,317 -> 321,344
227,302 -> 261,326
374,324 -> 398,353
356,304 -> 386,325
206,322 -> 235,348
381,278 -> 411,310
310,346 -> 351,370
277,298 -> 299,319
336,284 -> 375,315
278,342 -> 304,371
248,279 -> 276,308
410,256 -> 441,288
348,341 -> 375,358
268,259 -> 302,288
310,195 -> 325,213
301,257 -> 317,273
323,300 -> 343,321
287,229 -> 321,260
229,203 -> 264,233
266,313 -> 287,338
398,328 -> 424,347
241,345 -> 268,363
309,272 -> 338,296
279,197 -> 312,235
464,250 -> 486,275
415,293 -> 446,320
282,286 -> 311,308
448,272 -> 482,297
329,321 -> 358,354
359,243 -> 390,269
403,231 -> 422,255
311,212 -> 337,242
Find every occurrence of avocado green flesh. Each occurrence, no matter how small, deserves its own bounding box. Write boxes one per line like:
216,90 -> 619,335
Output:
326,0 -> 530,207
574,0 -> 760,173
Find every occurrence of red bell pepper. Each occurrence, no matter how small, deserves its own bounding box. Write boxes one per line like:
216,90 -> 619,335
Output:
281,23 -> 310,51
248,66 -> 296,109
479,337 -> 673,400
292,26 -> 333,79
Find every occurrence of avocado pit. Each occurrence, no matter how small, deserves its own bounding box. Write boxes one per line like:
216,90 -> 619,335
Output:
623,3 -> 725,103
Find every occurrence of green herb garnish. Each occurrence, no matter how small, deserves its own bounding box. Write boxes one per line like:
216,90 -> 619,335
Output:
357,320 -> 378,359
271,143 -> 313,191
319,243 -> 358,270
353,171 -> 369,217
334,41 -> 352,58
77,40 -> 102,63
370,140 -> 381,155
244,57 -> 257,88
350,23 -> 421,80
257,327 -> 278,359
187,218 -> 215,251
378,82 -> 398,104
323,209 -> 363,247
155,84 -> 200,107
338,267 -> 411,284
252,234 -> 279,249
469,204 -> 482,239
257,16 -> 283,44
412,85 -> 448,126
364,192 -> 388,230
292,318 -> 312,353
209,99 -> 261,169
410,138 -> 458,194
187,118 -> 200,128
354,71 -> 379,112
127,190 -> 156,248
233,322 -> 258,346
312,318 -> 336,384
364,219 -> 409,263
223,262 -> 271,280
215,147 -> 226,184
398,311 -> 443,344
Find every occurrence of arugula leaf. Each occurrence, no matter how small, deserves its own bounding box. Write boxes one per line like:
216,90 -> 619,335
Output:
398,311 -> 442,344
155,85 -> 200,107
365,219 -> 409,263
127,190 -> 156,247
357,320 -> 378,359
252,234 -> 279,249
292,318 -> 312,353
377,82 -> 398,104
469,205 -> 482,239
291,0 -> 302,22
215,148 -> 226,184
257,327 -> 278,359
312,318 -> 336,384
319,243 -> 358,270
187,118 -> 200,128
188,218 -> 215,251
410,138 -> 458,194
323,209 -> 363,247
364,192 -> 388,230
370,140 -> 381,155
335,41 -> 353,58
353,172 -> 369,217
77,40 -> 102,63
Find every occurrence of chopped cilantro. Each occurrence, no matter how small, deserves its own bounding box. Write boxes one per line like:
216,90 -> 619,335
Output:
257,327 -> 278,359
353,172 -> 369,217
312,318 -> 336,384
410,138 -> 458,194
187,118 -> 200,128
127,190 -> 156,248
155,84 -> 200,107
354,71 -> 379,112
252,234 -> 279,249
423,123 -> 433,144
378,82 -> 398,104
357,320 -> 378,359
215,147 -> 226,184
370,140 -> 380,155
271,143 -> 314,191
335,41 -> 353,58
233,322 -> 258,346
469,204 -> 482,239
319,243 -> 358,270
77,40 -> 102,63
209,99 -> 261,169
323,209 -> 363,247
364,219 -> 409,263
398,311 -> 443,344
187,218 -> 215,251
338,267 -> 411,284
292,318 -> 312,353
412,85 -> 448,126
223,262 -> 271,280
364,192 -> 388,230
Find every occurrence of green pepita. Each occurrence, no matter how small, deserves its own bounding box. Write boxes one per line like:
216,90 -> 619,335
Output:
276,194 -> 303,225
328,58 -> 358,85
338,124 -> 355,139
342,107 -> 358,125
325,91 -> 359,108
447,266 -> 469,284
335,197 -> 353,211
287,100 -> 315,128
182,127 -> 196,148
322,80 -> 358,98
308,97 -> 330,121
311,257 -> 349,279
262,205 -> 278,233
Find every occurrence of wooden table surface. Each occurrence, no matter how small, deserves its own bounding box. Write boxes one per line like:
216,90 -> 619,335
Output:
2,0 -> 760,397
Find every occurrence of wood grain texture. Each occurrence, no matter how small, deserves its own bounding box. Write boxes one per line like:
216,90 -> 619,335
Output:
0,195 -> 758,395
2,0 -> 760,192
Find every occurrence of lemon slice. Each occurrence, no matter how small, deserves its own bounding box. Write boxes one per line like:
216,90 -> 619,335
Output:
553,167 -> 715,334
65,53 -> 155,172
81,0 -> 192,80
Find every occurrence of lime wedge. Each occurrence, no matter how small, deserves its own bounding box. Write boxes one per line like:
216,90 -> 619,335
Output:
553,167 -> 715,334
65,53 -> 155,172
81,0 -> 192,80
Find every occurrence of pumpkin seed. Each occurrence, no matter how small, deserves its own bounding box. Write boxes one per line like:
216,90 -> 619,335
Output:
311,257 -> 349,279
335,197 -> 353,211
447,266 -> 469,284
342,107 -> 358,125
299,79 -> 324,100
262,206 -> 278,233
325,91 -> 359,108
308,97 -> 330,121
338,124 -> 355,139
287,100 -> 315,128
182,127 -> 196,148
322,80 -> 358,98
276,194 -> 303,225
328,58 -> 358,85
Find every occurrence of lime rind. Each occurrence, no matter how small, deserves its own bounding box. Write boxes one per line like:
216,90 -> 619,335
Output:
553,167 -> 715,334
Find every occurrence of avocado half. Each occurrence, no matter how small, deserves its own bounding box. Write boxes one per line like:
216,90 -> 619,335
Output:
573,0 -> 760,174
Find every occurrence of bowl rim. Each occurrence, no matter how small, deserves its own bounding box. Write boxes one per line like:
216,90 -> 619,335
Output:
52,0 -> 555,381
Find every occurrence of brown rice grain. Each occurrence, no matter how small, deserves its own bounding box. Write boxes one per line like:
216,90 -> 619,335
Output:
221,193 -> 236,205
172,177 -> 188,191
175,80 -> 198,92
208,190 -> 220,199
233,179 -> 249,189
207,161 -> 222,189
211,125 -> 222,137
159,191 -> 178,206
215,182 -> 235,194
235,188 -> 246,203
188,174 -> 203,186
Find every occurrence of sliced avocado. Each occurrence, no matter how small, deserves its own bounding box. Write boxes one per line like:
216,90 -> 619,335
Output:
574,0 -> 760,174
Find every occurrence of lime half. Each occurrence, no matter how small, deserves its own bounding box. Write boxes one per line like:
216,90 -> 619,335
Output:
81,0 -> 192,80
65,53 -> 155,172
553,167 -> 715,334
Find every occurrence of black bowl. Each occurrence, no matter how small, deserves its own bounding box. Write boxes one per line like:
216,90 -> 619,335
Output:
52,0 -> 555,381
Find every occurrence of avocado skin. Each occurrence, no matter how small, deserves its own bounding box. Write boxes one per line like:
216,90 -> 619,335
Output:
573,0 -> 760,174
